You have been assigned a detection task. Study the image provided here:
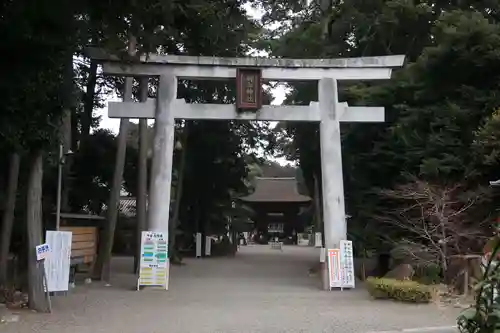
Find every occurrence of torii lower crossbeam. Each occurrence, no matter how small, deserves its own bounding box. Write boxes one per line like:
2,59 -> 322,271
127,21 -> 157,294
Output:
108,99 -> 385,122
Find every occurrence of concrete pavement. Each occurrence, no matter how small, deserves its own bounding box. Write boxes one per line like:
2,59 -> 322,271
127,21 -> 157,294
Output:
366,326 -> 458,333
1,245 -> 460,333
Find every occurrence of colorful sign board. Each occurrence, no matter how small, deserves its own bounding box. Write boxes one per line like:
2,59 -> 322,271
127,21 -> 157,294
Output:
36,243 -> 51,261
44,231 -> 72,292
328,249 -> 342,288
327,240 -> 356,289
137,231 -> 169,290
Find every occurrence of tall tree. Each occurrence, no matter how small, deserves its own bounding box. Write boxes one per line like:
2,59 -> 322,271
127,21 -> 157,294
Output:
0,153 -> 20,286
0,0 -> 74,310
93,35 -> 136,283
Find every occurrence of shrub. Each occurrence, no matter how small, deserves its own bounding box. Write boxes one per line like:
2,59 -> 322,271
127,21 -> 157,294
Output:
414,264 -> 442,285
366,277 -> 434,303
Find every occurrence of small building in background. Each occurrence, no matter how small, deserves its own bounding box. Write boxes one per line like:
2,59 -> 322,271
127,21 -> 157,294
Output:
240,177 -> 311,243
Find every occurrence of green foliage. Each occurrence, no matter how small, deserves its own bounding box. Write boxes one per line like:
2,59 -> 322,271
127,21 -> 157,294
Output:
366,277 -> 434,303
0,0 -> 266,256
457,238 -> 500,333
0,0 -> 73,151
414,264 -> 442,285
269,1 -> 500,253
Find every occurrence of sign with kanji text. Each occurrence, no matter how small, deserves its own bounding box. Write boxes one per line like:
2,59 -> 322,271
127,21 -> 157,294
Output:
327,240 -> 356,289
340,240 -> 355,288
137,231 -> 169,290
44,231 -> 72,292
236,68 -> 262,111
36,243 -> 51,261
327,249 -> 342,288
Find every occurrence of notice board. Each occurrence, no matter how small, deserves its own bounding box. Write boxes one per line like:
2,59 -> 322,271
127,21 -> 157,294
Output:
137,231 -> 169,290
45,231 -> 72,292
328,240 -> 356,289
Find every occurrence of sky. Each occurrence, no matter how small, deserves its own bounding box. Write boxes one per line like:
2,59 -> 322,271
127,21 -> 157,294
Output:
94,86 -> 288,134
95,4 -> 293,165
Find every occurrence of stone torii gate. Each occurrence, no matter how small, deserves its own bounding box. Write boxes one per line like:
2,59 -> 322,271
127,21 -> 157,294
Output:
93,52 -> 404,286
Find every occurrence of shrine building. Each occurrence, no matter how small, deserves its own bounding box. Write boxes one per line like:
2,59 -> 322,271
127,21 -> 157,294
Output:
240,177 -> 311,242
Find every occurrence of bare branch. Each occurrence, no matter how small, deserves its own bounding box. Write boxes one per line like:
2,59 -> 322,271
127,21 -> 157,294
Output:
375,178 -> 491,272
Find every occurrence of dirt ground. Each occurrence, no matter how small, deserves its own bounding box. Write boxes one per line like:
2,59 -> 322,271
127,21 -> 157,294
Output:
1,245 -> 460,333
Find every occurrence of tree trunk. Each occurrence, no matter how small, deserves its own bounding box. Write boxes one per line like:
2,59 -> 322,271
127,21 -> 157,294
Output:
61,49 -> 74,214
440,219 -> 448,273
61,109 -> 72,213
0,153 -> 20,286
169,122 -> 189,264
134,77 -> 149,273
81,59 -> 98,139
319,0 -> 332,38
26,150 -> 50,313
93,35 -> 136,283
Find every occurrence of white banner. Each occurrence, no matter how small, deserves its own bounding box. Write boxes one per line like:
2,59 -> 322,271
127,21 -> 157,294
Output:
315,232 -> 323,248
45,231 -> 72,292
340,240 -> 355,288
320,247 -> 326,263
205,236 -> 212,256
196,233 -> 202,258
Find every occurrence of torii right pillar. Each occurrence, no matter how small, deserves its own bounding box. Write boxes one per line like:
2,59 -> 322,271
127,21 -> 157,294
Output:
318,77 -> 348,289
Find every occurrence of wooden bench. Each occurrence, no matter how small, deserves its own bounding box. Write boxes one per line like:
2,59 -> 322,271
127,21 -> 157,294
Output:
60,227 -> 98,279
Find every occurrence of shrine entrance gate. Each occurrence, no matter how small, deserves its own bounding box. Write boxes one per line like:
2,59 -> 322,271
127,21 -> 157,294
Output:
91,52 -> 405,289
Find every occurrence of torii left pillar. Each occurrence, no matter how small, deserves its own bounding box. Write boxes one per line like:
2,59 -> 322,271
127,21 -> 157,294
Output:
147,73 -> 176,233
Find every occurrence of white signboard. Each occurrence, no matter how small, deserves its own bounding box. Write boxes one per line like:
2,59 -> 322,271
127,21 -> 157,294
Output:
315,232 -> 323,248
205,236 -> 211,256
268,223 -> 284,233
327,240 -> 356,289
45,231 -> 72,292
196,233 -> 202,258
340,240 -> 355,288
138,231 -> 169,290
36,243 -> 51,261
319,247 -> 326,263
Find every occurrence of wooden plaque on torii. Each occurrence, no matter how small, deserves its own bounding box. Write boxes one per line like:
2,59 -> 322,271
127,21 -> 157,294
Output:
236,68 -> 262,111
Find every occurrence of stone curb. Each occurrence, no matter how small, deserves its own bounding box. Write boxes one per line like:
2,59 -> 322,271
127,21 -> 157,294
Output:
366,325 -> 457,333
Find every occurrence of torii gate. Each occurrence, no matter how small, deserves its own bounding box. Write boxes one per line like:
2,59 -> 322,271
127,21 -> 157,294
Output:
93,52 -> 404,288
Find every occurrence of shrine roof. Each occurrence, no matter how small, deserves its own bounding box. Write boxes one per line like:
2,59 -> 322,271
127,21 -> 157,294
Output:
240,177 -> 311,203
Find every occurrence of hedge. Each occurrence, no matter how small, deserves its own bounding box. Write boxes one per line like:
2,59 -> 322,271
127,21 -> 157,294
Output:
366,277 -> 434,303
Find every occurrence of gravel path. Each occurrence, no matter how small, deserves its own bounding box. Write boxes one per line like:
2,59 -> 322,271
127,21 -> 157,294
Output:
1,245 -> 460,333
